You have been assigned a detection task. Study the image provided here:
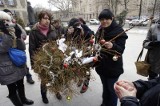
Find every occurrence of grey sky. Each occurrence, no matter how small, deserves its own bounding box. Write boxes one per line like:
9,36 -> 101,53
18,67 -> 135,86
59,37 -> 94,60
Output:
27,0 -> 58,10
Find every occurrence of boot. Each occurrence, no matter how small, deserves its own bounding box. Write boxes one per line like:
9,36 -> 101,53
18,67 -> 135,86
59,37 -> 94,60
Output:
80,79 -> 89,93
55,92 -> 62,100
41,92 -> 49,104
8,93 -> 23,106
17,84 -> 34,105
26,77 -> 35,84
41,84 -> 49,104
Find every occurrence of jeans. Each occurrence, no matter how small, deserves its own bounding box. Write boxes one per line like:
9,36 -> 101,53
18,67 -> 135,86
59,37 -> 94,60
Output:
100,75 -> 119,106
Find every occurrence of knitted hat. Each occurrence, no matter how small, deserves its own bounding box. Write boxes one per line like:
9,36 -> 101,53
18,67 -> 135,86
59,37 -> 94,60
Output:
98,9 -> 114,20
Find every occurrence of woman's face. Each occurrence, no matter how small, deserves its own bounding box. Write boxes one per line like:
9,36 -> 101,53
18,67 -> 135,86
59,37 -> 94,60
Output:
40,14 -> 50,27
100,17 -> 113,28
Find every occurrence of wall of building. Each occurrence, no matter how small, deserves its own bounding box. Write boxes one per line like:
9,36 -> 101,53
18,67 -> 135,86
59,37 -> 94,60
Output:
0,0 -> 28,25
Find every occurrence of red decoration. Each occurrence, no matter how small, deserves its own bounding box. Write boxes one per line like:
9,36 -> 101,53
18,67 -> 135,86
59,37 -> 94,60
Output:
100,39 -> 106,45
63,63 -> 68,68
89,39 -> 94,44
93,57 -> 98,62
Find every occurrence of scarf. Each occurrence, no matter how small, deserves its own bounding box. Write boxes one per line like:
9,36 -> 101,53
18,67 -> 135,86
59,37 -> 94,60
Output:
38,23 -> 49,36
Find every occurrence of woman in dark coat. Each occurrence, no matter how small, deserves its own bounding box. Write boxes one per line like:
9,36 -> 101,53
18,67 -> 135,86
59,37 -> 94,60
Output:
29,11 -> 58,104
95,9 -> 128,106
114,77 -> 160,106
0,11 -> 34,106
143,19 -> 160,80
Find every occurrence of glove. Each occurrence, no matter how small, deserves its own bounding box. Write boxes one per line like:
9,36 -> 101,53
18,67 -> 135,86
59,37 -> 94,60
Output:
149,41 -> 160,46
0,20 -> 9,35
14,24 -> 22,39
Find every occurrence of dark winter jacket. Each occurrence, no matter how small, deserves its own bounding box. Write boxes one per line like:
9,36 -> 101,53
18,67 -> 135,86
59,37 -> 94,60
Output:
29,23 -> 58,65
143,24 -> 160,74
81,24 -> 94,40
27,5 -> 35,25
0,32 -> 28,85
55,26 -> 66,38
95,20 -> 128,78
121,77 -> 160,106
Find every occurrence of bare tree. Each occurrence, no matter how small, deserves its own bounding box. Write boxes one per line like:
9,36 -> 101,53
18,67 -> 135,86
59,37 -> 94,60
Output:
152,0 -> 157,17
104,0 -> 121,16
48,0 -> 74,18
138,0 -> 143,19
119,0 -> 130,10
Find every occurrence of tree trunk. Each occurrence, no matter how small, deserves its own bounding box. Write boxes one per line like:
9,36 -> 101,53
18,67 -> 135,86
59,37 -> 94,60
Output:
138,0 -> 143,20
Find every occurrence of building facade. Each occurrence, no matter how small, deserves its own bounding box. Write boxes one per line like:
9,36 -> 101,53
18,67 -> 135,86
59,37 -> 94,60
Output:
52,0 -> 159,22
0,0 -> 28,25
69,0 -> 157,21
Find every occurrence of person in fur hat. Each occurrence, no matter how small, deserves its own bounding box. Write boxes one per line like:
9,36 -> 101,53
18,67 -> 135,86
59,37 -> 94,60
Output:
0,11 -> 34,106
3,8 -> 35,84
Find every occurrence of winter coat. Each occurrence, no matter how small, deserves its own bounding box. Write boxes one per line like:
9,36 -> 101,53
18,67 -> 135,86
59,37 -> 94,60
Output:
81,24 -> 94,40
0,32 -> 28,85
27,5 -> 35,25
54,26 -> 66,38
143,24 -> 160,74
121,77 -> 160,106
29,23 -> 58,65
95,20 -> 128,78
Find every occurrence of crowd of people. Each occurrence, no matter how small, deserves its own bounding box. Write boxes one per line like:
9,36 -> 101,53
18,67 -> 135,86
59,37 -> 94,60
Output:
0,1 -> 160,106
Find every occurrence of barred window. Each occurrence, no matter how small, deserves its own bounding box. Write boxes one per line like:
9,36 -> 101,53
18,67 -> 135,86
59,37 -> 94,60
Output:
8,0 -> 15,5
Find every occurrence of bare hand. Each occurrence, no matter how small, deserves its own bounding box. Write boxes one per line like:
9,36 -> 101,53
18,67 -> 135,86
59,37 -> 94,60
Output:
104,41 -> 113,49
114,80 -> 137,99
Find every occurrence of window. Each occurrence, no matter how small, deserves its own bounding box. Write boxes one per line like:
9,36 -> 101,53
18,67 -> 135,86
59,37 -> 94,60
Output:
0,0 -> 4,5
8,0 -> 15,6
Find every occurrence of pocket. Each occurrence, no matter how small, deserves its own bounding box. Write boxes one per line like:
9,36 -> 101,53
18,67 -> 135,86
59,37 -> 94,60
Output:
0,62 -> 15,76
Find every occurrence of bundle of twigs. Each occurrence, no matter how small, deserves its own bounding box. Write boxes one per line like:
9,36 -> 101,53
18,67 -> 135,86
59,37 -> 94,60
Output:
33,37 -> 94,99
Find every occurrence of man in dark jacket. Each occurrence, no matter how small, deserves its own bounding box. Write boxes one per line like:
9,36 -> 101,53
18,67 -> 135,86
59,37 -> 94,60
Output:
95,9 -> 128,106
52,19 -> 66,38
27,2 -> 35,25
114,77 -> 160,106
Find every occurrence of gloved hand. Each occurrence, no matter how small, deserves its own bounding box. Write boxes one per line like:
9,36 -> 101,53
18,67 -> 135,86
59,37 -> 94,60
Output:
0,20 -> 9,35
149,41 -> 160,46
14,24 -> 22,39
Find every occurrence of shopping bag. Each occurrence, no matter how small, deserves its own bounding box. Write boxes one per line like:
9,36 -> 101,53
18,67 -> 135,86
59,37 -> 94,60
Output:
135,47 -> 150,77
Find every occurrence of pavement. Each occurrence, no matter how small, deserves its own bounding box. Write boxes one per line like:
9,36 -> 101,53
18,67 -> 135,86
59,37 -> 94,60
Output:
0,25 -> 149,106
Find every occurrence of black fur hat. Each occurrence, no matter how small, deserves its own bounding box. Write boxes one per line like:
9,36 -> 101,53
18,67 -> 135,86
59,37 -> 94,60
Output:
68,18 -> 80,28
3,9 -> 12,14
98,9 -> 114,20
